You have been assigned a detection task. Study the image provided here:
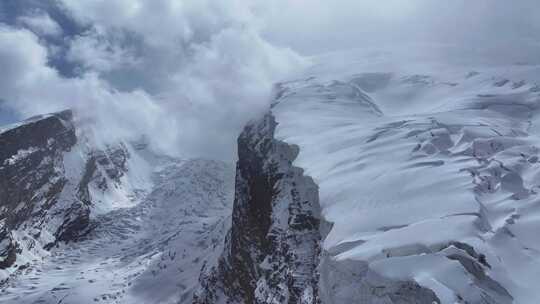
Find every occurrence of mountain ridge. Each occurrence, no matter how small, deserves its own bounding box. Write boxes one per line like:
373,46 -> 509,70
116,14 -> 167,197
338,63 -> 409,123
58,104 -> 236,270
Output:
2,48 -> 540,303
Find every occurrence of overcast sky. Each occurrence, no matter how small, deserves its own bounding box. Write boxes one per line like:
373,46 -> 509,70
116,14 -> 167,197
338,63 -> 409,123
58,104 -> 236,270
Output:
0,0 -> 538,159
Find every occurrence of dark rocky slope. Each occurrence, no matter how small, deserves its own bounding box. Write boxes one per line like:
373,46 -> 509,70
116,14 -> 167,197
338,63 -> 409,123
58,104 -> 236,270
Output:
0,111 -> 80,269
0,110 -> 132,273
194,114 -> 322,304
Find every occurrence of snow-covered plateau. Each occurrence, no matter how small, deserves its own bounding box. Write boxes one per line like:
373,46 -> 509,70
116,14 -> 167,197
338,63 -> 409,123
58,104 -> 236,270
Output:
2,48 -> 540,304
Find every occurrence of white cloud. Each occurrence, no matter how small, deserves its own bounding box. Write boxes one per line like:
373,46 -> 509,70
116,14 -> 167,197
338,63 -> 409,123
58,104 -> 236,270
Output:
0,25 -> 176,151
17,11 -> 63,37
0,25 -> 54,102
67,28 -> 141,73
5,0 -> 537,160
58,0 -> 304,158
0,0 -> 305,159
60,0 -> 258,47
255,0 -> 540,58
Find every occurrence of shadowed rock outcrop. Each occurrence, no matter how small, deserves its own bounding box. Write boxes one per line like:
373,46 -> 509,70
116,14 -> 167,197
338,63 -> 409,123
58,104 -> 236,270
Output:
0,110 -> 132,271
194,114 -> 322,304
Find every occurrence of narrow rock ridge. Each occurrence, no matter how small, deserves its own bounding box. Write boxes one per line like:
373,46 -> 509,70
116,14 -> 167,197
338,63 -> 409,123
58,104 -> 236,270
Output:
194,111 -> 443,304
194,113 -> 322,304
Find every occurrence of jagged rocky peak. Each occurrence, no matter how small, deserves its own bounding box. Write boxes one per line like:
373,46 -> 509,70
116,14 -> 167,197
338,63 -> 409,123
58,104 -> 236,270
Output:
195,113 -> 322,304
0,110 -> 145,278
0,110 -> 78,269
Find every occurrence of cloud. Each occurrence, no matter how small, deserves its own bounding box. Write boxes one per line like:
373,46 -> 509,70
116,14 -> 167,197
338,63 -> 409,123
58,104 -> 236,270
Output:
2,0 -> 538,160
256,0 -> 540,60
0,25 -> 172,149
0,25 -> 53,101
58,0 -> 305,158
17,11 -> 63,37
66,27 -> 141,73
0,0 -> 305,160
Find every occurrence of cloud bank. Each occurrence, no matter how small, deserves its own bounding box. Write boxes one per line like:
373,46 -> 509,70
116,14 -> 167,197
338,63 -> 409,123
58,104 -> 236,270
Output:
17,11 -> 63,37
0,0 -> 539,159
0,0 -> 304,159
258,0 -> 540,57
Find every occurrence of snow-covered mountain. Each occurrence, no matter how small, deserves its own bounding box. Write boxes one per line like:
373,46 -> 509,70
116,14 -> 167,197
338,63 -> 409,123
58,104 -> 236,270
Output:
197,49 -> 540,304
0,110 -> 153,277
2,49 -> 540,303
0,110 -> 235,303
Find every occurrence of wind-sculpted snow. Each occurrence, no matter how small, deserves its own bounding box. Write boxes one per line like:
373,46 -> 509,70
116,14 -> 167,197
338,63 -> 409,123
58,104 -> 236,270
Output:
269,51 -> 540,303
0,158 -> 234,303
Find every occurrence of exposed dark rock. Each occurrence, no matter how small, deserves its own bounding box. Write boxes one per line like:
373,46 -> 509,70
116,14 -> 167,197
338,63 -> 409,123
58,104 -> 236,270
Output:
0,229 -> 17,269
195,112 -> 446,304
0,111 -> 83,267
194,113 -> 322,304
0,110 -> 131,269
0,111 -> 76,230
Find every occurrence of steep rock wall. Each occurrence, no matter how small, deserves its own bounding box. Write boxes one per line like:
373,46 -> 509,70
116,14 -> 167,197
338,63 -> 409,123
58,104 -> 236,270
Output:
194,113 -> 322,304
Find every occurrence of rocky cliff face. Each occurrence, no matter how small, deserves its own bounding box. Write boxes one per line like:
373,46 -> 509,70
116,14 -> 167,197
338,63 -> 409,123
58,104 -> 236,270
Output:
194,114 -> 322,304
0,110 -> 136,275
194,112 -> 441,304
0,110 -> 80,269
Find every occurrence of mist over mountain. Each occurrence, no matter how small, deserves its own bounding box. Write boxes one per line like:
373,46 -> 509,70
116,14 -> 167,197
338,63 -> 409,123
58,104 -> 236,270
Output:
1,1 -> 540,304
1,0 -> 539,158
